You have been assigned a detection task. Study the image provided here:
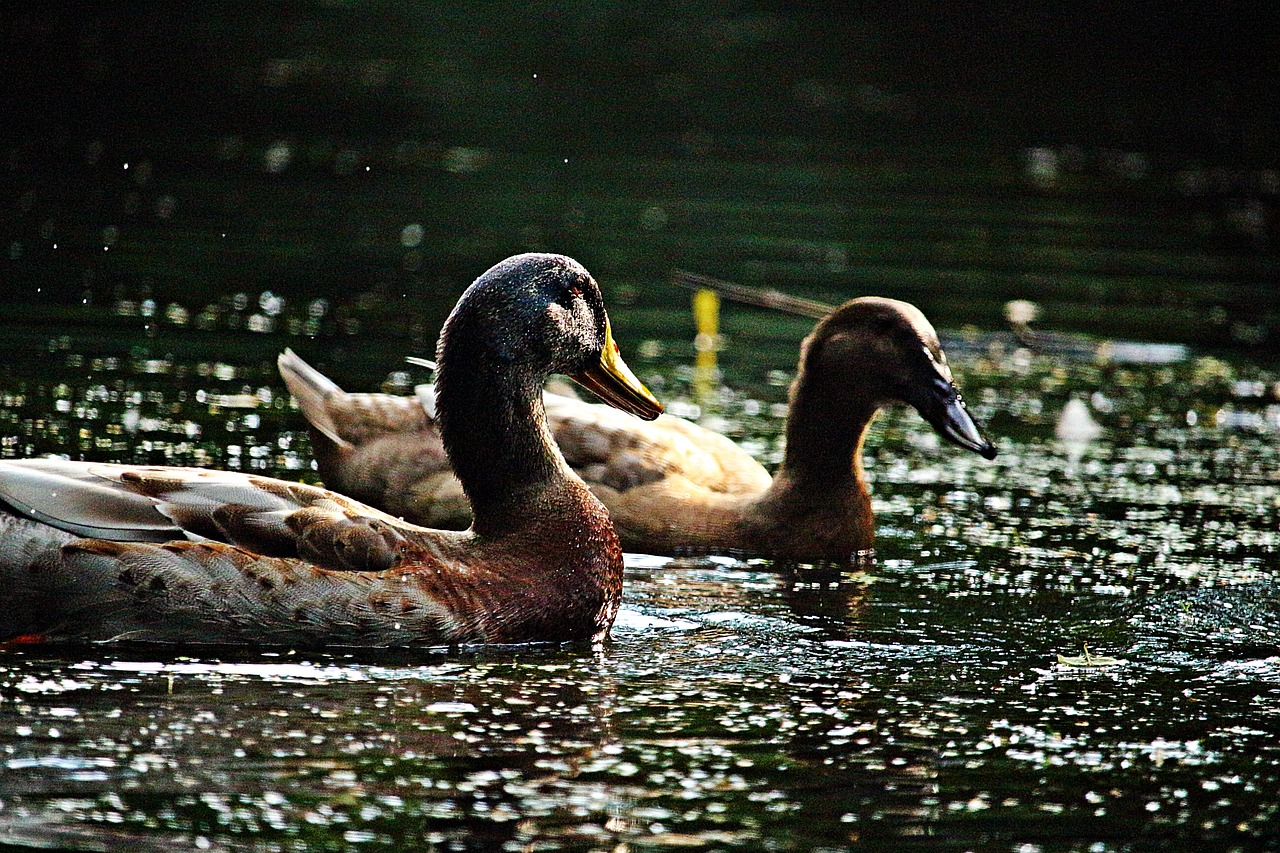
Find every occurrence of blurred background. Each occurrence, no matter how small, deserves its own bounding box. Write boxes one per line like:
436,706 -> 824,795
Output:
3,0 -> 1278,364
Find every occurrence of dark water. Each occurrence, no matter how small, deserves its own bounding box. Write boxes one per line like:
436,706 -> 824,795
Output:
2,307 -> 1280,851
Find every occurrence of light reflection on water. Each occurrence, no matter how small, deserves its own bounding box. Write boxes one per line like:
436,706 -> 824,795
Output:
3,325 -> 1280,849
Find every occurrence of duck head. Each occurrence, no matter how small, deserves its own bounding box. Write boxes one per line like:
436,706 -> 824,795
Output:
797,297 -> 996,459
438,253 -> 663,421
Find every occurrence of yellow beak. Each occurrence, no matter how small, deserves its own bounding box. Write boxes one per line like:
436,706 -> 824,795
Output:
572,320 -> 663,421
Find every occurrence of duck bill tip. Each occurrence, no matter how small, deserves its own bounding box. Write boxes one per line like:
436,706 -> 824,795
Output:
573,327 -> 663,421
938,400 -> 997,459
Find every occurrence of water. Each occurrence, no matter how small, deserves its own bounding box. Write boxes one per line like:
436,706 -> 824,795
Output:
2,309 -> 1280,851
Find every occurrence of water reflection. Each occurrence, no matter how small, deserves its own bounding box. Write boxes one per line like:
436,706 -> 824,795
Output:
1,648 -> 627,850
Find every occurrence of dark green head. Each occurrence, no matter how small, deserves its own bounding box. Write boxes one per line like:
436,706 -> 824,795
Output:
437,253 -> 662,419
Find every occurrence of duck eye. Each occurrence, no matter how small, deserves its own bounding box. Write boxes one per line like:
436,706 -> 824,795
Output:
558,286 -> 584,311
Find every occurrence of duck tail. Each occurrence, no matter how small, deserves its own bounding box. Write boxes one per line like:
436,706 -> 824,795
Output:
0,511 -> 81,642
277,349 -> 359,491
278,349 -> 350,450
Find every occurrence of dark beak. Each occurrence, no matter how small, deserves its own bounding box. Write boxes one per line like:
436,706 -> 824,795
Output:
907,364 -> 997,460
572,320 -> 664,421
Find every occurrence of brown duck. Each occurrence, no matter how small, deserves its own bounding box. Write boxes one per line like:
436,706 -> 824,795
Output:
0,253 -> 663,646
279,296 -> 995,563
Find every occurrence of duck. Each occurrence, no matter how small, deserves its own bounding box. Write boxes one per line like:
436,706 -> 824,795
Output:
279,295 -> 996,563
0,253 -> 663,647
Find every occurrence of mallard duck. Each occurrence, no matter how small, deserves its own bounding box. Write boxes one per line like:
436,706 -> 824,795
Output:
279,296 -> 995,562
0,253 -> 663,646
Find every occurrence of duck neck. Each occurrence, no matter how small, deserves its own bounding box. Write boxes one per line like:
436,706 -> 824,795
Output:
787,378 -> 878,485
764,377 -> 878,516
435,350 -> 572,539
737,378 -> 880,560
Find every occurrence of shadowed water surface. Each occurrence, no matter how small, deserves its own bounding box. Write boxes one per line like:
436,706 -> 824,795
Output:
2,320 -> 1280,851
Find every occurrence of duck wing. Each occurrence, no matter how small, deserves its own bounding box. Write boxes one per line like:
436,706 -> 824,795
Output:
0,459 -> 434,573
545,393 -> 771,496
0,460 -> 474,645
0,458 -> 182,542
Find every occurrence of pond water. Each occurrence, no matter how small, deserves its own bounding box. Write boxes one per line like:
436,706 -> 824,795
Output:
2,308 -> 1280,852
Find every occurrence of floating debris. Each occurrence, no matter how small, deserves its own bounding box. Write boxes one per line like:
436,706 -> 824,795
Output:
1057,645 -> 1127,668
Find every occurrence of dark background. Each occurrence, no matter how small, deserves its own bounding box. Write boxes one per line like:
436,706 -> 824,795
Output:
3,1 -> 1279,348
7,2 -> 1277,157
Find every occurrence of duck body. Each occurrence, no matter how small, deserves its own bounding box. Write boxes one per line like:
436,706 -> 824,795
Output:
0,463 -> 612,646
279,353 -> 777,534
281,296 -> 996,563
0,253 -> 662,647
